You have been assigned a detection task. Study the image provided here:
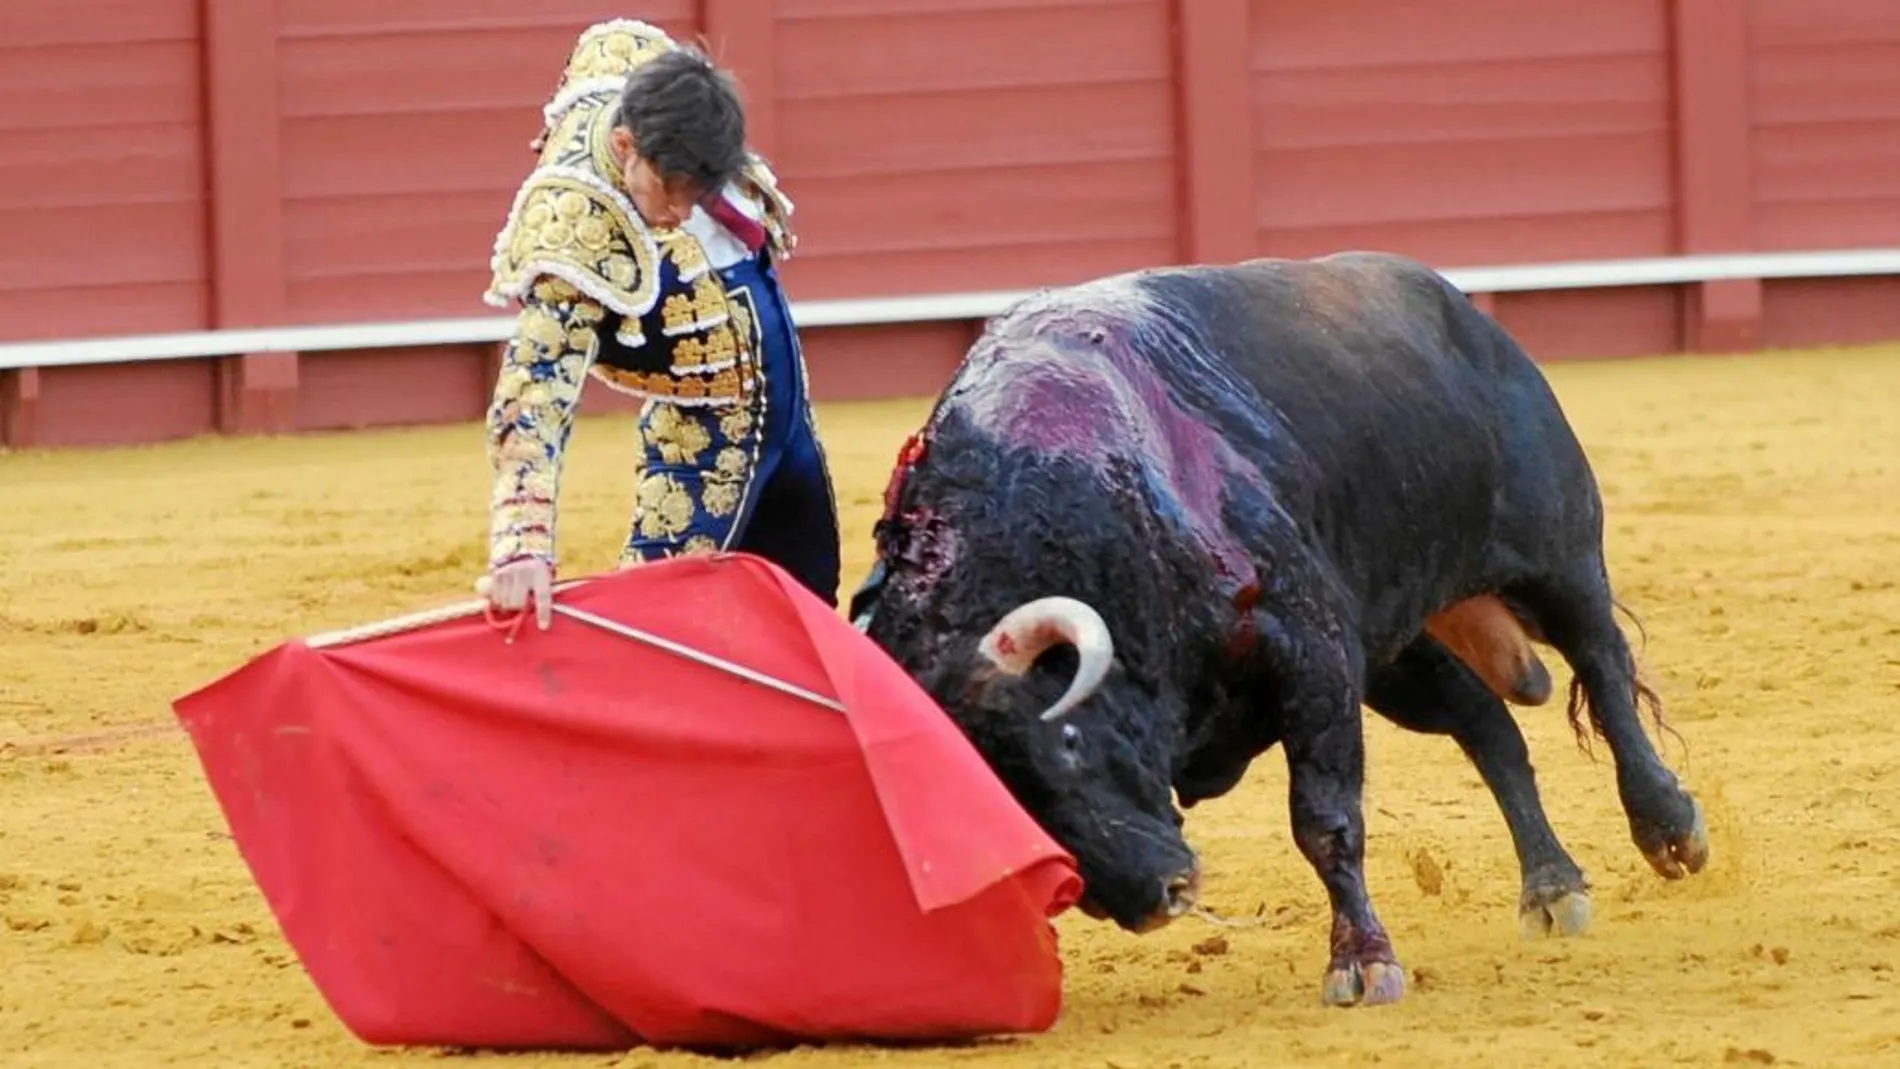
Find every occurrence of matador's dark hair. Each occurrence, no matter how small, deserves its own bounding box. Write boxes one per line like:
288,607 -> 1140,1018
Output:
615,46 -> 748,193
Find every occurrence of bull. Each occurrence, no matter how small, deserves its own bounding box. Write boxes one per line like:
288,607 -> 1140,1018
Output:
847,251 -> 1709,1007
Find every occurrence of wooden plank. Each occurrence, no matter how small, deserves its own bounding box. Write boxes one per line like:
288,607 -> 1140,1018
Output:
203,0 -> 297,432
1173,0 -> 1255,265
702,0 -> 779,157
1,368 -> 40,449
1671,0 -> 1761,352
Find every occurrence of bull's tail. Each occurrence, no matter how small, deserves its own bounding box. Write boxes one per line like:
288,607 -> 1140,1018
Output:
1561,599 -> 1686,762
1614,596 -> 1650,656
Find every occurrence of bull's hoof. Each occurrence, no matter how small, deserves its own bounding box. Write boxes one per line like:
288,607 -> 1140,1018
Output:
1518,889 -> 1593,940
1518,864 -> 1593,939
1321,960 -> 1406,1007
1634,797 -> 1710,880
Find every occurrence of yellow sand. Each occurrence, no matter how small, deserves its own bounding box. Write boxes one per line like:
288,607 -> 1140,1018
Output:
2,344 -> 1898,1068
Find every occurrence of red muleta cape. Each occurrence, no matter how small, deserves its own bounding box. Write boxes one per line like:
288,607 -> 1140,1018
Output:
172,552 -> 1081,1051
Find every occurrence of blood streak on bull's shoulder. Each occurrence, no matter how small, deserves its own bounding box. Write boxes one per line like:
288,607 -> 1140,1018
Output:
864,424 -> 965,605
956,276 -> 1267,648
882,431 -> 928,517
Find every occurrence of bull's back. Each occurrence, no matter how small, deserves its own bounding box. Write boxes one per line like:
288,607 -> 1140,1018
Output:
1145,252 -> 1521,427
1134,254 -> 1541,630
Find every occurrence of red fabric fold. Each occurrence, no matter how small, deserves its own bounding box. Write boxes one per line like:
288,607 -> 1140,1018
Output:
172,553 -> 1079,1051
760,561 -> 1081,916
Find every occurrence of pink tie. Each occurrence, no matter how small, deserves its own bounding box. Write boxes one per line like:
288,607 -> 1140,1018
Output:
705,195 -> 767,254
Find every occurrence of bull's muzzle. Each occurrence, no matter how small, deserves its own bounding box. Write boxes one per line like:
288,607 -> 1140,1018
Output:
1132,865 -> 1203,934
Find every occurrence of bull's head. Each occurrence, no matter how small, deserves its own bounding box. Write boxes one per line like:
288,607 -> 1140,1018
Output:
960,595 -> 1201,933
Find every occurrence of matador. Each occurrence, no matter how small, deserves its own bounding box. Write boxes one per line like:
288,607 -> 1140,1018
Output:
478,20 -> 840,625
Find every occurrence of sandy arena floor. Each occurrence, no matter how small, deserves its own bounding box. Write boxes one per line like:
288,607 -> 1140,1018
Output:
2,343 -> 1898,1068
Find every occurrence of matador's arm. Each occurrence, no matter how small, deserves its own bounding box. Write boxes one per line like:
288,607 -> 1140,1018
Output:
484,277 -> 607,573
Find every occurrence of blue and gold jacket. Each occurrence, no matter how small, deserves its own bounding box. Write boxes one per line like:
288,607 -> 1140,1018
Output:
480,19 -> 796,570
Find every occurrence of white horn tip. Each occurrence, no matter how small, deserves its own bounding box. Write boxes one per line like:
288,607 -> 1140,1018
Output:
977,596 -> 1116,724
977,595 -> 1093,675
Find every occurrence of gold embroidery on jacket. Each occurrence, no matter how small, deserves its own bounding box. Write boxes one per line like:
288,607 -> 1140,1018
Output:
588,362 -> 754,404
484,279 -> 605,567
616,282 -> 773,563
635,472 -> 698,540
662,232 -> 710,281
623,402 -> 756,557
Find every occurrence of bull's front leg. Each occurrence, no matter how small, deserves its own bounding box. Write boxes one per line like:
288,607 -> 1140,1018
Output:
1272,627 -> 1407,1007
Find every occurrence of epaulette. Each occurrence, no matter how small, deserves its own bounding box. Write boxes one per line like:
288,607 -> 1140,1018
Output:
484,91 -> 665,345
736,155 -> 799,261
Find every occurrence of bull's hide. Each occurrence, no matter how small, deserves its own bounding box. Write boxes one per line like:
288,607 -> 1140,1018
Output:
172,553 -> 1080,1051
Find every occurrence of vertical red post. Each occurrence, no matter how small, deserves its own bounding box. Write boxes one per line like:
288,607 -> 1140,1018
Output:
1671,0 -> 1761,353
202,0 -> 297,433
700,0 -> 778,159
1,368 -> 39,450
1171,0 -> 1256,266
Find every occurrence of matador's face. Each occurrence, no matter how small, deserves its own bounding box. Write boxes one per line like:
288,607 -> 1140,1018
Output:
609,126 -> 701,230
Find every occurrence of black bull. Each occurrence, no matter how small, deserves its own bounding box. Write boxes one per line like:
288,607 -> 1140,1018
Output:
846,252 -> 1709,1007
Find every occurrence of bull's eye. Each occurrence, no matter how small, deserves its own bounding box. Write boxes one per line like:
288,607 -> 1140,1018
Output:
1059,723 -> 1082,752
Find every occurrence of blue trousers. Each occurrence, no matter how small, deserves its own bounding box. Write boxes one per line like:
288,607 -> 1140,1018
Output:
620,255 -> 842,607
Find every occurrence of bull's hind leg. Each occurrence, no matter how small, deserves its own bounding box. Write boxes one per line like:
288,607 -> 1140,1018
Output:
1366,636 -> 1591,938
1512,566 -> 1709,880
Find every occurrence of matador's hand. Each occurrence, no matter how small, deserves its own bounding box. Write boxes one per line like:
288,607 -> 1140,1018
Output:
480,558 -> 555,630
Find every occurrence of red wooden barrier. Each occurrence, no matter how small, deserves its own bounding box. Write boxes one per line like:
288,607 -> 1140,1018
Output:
2,0 -> 1899,449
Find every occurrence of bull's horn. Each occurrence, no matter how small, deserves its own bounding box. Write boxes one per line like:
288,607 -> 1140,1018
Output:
976,596 -> 1115,722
